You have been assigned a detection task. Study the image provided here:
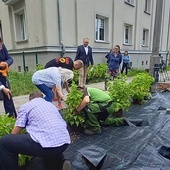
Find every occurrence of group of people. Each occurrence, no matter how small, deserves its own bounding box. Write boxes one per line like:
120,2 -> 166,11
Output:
0,37 -> 131,169
106,44 -> 131,78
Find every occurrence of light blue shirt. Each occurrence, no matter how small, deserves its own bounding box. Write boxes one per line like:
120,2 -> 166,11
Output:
15,98 -> 71,148
32,67 -> 61,88
122,55 -> 130,64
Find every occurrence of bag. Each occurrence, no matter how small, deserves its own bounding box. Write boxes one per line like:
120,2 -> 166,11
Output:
127,63 -> 131,70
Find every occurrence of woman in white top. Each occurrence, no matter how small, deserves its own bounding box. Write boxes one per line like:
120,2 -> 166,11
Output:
32,67 -> 73,103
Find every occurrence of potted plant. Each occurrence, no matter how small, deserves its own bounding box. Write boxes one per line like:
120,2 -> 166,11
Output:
107,75 -> 132,117
129,73 -> 155,104
62,82 -> 85,132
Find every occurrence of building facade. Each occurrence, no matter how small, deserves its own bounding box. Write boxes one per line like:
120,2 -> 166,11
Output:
0,0 -> 170,71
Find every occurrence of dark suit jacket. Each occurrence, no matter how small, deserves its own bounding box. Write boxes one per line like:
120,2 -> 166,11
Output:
75,45 -> 94,66
0,44 -> 13,86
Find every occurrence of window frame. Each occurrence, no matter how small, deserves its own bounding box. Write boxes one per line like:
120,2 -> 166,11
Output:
142,28 -> 149,46
144,0 -> 151,14
123,23 -> 133,45
95,14 -> 109,43
13,7 -> 27,42
124,0 -> 135,7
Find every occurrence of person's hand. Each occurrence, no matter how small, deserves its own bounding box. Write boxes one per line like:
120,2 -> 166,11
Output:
61,96 -> 66,102
2,87 -> 11,99
72,109 -> 79,115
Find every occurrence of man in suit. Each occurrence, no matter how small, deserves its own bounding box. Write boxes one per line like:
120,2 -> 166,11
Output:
75,38 -> 94,88
0,37 -> 16,117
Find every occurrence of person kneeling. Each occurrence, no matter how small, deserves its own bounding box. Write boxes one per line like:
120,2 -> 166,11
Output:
73,87 -> 115,135
0,92 -> 71,170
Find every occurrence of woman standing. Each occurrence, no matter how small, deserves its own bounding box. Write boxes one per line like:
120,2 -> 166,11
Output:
121,50 -> 131,75
107,45 -> 122,78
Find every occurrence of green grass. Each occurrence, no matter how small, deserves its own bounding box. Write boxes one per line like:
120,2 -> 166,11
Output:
8,71 -> 38,96
166,64 -> 170,71
126,68 -> 147,77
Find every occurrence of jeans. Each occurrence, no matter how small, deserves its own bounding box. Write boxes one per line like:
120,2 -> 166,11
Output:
36,84 -> 54,102
0,134 -> 69,170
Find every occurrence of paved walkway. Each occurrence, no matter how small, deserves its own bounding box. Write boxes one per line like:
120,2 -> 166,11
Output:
0,77 -> 137,114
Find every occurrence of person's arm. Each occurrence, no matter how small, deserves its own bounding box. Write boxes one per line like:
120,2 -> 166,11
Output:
76,96 -> 90,112
75,46 -> 80,61
119,54 -> 122,65
55,85 -> 65,101
90,47 -> 94,66
2,44 -> 13,66
1,87 -> 11,99
11,126 -> 23,134
63,82 -> 70,93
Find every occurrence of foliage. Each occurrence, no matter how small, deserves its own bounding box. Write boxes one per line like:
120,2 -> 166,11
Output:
36,64 -> 44,70
108,75 -> 132,112
127,68 -> 147,77
62,82 -> 85,126
87,63 -> 108,83
0,114 -> 31,166
8,71 -> 38,96
103,117 -> 124,126
129,73 -> 155,101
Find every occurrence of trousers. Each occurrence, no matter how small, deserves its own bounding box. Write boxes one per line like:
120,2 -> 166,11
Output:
0,134 -> 68,170
0,75 -> 16,117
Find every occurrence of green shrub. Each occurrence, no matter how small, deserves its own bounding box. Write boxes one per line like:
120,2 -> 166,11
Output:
0,114 -> 31,166
108,75 -> 132,112
130,73 -> 155,102
127,68 -> 147,77
62,82 -> 85,126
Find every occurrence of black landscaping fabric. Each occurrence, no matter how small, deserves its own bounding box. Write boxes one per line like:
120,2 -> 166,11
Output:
63,92 -> 170,170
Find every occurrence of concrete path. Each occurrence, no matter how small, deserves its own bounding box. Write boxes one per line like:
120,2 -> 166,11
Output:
0,76 -> 134,114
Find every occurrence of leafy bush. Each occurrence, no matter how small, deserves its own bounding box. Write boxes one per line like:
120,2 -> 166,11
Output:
130,73 -> 155,102
127,68 -> 147,77
87,63 -> 108,83
108,75 -> 132,112
62,82 -> 85,126
0,114 -> 31,166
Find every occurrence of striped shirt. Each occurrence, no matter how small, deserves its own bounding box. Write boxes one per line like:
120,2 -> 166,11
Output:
15,98 -> 71,148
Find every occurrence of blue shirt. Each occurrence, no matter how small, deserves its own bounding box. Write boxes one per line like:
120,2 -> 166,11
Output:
15,98 -> 71,148
122,55 -> 130,63
108,52 -> 122,70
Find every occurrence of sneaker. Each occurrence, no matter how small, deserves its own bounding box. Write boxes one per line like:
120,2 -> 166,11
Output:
84,129 -> 101,135
62,159 -> 71,170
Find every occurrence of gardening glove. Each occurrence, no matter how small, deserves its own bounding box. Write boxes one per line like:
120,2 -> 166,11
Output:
0,62 -> 8,77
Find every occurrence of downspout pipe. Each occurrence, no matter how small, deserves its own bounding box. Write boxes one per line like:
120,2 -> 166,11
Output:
57,0 -> 65,57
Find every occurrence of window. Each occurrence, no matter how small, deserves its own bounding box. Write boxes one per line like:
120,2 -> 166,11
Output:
142,29 -> 149,46
146,61 -> 148,65
124,24 -> 133,45
124,0 -> 134,6
95,15 -> 109,42
14,9 -> 27,41
144,0 -> 151,13
142,61 -> 144,65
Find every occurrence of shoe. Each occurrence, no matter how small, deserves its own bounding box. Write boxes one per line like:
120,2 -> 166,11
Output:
62,159 -> 71,170
84,128 -> 101,135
